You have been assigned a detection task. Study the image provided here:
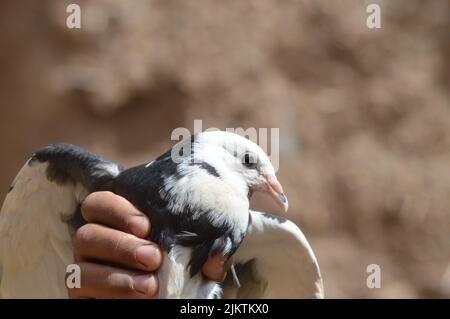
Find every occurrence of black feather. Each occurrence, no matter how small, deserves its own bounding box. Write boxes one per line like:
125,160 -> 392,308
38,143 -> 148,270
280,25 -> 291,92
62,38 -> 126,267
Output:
112,152 -> 245,277
30,141 -> 248,279
189,161 -> 220,178
31,143 -> 122,192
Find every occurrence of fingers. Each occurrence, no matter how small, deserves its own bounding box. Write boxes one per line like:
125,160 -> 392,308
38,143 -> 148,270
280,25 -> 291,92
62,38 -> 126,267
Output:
78,191 -> 228,298
74,223 -> 163,272
202,254 -> 232,282
81,191 -> 150,238
67,262 -> 158,299
71,192 -> 162,299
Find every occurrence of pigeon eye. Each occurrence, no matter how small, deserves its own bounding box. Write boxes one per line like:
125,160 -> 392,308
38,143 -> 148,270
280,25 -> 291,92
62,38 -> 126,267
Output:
242,153 -> 257,169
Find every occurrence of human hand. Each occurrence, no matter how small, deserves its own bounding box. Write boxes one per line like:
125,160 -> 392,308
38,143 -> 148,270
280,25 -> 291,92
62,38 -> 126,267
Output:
68,191 -> 229,299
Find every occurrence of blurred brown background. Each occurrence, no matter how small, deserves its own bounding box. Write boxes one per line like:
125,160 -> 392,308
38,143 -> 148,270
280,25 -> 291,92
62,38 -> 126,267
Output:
0,0 -> 449,298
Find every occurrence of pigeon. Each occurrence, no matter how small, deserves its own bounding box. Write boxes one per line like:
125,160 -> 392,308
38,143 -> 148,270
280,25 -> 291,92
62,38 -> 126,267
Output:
0,130 -> 323,298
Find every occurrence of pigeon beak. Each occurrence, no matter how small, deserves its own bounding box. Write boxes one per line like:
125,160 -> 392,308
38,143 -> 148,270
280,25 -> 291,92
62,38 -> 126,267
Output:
265,175 -> 289,212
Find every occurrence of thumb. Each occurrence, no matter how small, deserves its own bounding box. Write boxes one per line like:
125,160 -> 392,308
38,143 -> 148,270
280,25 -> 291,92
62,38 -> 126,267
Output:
201,254 -> 233,282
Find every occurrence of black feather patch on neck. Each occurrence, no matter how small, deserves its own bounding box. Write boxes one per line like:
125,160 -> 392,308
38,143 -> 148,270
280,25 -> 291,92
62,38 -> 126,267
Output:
189,161 -> 220,178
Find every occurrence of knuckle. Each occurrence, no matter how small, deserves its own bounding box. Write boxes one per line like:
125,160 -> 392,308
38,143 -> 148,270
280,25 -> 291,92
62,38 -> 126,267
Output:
113,232 -> 134,253
124,276 -> 135,293
109,273 -> 135,293
80,194 -> 98,219
114,194 -> 130,207
74,224 -> 94,247
81,191 -> 114,219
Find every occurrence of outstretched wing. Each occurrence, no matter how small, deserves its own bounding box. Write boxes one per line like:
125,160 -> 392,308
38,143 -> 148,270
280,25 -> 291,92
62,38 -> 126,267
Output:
0,144 -> 121,298
223,210 -> 324,299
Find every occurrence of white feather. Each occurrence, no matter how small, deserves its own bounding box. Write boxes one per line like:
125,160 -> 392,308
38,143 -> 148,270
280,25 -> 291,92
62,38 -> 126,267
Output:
222,210 -> 324,299
0,161 -> 81,298
161,162 -> 249,242
0,135 -> 324,299
158,246 -> 221,299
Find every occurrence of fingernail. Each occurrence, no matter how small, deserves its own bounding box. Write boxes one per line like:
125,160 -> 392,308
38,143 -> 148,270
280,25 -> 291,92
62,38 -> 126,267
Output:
136,245 -> 161,269
133,275 -> 157,295
129,216 -> 150,237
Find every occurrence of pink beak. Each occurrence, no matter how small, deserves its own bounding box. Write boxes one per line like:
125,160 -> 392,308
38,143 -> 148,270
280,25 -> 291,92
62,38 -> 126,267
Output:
265,175 -> 289,212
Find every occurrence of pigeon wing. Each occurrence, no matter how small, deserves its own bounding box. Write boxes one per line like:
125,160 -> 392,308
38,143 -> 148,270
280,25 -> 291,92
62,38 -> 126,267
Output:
0,144 -> 121,298
223,210 -> 324,299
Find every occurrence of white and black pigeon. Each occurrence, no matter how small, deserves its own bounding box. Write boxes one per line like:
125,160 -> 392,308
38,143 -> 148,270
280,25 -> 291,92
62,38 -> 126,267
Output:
0,131 -> 323,299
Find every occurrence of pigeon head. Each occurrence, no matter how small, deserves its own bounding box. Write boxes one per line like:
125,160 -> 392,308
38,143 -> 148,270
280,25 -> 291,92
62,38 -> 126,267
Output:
193,131 -> 288,212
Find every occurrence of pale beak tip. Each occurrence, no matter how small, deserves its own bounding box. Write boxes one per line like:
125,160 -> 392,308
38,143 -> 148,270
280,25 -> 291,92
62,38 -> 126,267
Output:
279,194 -> 289,212
265,175 -> 289,212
